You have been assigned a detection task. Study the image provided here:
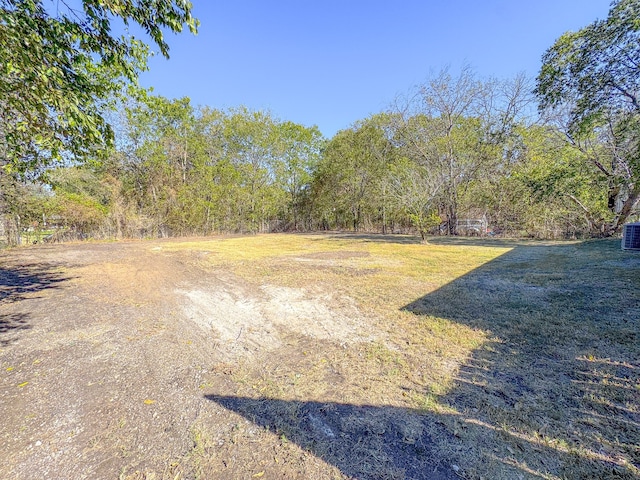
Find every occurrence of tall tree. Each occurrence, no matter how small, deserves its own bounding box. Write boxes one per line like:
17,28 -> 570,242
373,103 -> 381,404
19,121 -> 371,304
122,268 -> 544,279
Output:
0,0 -> 198,174
0,0 -> 197,243
387,156 -> 442,241
222,108 -> 283,233
122,95 -> 198,236
392,68 -> 530,235
271,121 -> 323,230
312,114 -> 395,232
467,124 -> 611,237
536,0 -> 640,232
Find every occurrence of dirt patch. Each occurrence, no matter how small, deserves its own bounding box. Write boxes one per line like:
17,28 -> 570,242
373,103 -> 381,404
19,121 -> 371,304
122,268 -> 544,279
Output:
0,242 -> 221,479
0,238 -> 450,479
179,283 -> 373,358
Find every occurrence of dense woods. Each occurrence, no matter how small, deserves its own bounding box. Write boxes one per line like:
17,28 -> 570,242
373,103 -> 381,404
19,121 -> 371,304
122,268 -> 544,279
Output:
1,0 -> 638,244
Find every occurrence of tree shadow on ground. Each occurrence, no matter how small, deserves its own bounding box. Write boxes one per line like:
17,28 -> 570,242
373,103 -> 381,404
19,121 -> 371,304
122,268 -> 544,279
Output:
0,263 -> 68,302
425,235 -> 541,248
323,232 -> 534,248
323,233 -> 424,245
0,263 -> 70,344
0,313 -> 30,346
403,239 -> 640,478
206,395 -> 457,480
207,239 -> 639,479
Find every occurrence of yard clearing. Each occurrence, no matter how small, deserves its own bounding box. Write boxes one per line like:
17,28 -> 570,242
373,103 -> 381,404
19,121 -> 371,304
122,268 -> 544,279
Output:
0,234 -> 638,479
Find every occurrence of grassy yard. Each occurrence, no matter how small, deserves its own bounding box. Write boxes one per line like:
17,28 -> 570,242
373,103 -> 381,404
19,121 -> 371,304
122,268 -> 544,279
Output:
3,233 -> 636,479
161,233 -> 639,479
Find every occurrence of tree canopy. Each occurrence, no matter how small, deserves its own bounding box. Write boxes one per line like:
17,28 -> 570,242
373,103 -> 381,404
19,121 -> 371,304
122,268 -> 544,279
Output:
536,0 -> 640,132
0,0 -> 198,175
4,3 -> 639,245
536,0 -> 640,231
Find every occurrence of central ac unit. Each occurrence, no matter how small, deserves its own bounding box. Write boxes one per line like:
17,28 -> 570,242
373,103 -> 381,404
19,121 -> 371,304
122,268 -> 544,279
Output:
622,222 -> 640,250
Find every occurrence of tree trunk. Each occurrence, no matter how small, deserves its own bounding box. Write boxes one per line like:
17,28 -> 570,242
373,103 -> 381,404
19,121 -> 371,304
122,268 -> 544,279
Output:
609,183 -> 640,235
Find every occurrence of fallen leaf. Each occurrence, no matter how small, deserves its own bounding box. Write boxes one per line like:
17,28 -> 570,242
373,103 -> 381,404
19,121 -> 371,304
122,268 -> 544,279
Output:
144,399 -> 156,405
17,382 -> 28,388
252,471 -> 265,477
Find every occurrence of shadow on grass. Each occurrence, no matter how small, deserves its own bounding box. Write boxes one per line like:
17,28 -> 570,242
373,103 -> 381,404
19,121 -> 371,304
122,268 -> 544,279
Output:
206,239 -> 639,479
323,232 -> 424,245
0,263 -> 70,344
403,239 -> 640,478
206,395 -> 457,480
323,232 -> 539,248
424,235 -> 543,248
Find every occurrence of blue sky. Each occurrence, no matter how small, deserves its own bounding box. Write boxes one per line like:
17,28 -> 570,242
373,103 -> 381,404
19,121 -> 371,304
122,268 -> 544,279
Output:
139,1 -> 611,138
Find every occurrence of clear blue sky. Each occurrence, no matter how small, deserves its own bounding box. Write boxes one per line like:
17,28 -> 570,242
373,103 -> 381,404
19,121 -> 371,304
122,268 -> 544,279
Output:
139,0 -> 611,138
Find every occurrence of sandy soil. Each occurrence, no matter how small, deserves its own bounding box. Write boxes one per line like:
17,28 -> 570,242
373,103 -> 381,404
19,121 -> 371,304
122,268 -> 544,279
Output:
0,239 -> 454,479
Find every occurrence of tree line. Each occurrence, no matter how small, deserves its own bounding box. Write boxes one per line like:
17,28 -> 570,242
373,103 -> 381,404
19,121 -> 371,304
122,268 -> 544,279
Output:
1,0 -> 638,244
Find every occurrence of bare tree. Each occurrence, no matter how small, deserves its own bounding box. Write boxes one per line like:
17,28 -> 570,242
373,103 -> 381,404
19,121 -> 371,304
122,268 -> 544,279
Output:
391,67 -> 532,235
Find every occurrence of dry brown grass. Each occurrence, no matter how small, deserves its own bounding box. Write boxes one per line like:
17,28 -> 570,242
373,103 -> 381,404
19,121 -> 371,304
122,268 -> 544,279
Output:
5,234 -> 629,479
159,234 -> 640,479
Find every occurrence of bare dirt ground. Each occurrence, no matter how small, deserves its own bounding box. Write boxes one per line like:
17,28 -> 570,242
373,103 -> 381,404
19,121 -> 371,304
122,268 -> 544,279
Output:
0,238 -> 456,480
